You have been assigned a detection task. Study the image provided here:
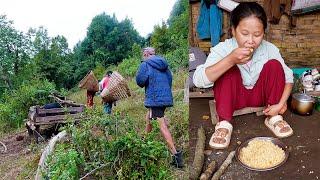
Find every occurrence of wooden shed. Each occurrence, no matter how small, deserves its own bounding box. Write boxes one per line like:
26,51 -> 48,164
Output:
189,0 -> 320,67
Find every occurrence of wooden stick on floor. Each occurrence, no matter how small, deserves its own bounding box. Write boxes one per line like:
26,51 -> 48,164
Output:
200,160 -> 217,180
211,151 -> 236,180
189,127 -> 206,180
0,141 -> 7,153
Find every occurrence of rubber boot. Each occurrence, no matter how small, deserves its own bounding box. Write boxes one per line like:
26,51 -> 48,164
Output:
171,150 -> 184,168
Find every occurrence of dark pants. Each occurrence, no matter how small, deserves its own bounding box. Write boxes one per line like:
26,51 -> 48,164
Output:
213,60 -> 285,122
149,107 -> 166,120
104,102 -> 113,114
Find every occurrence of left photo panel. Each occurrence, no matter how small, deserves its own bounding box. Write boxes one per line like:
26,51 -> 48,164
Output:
0,0 -> 189,179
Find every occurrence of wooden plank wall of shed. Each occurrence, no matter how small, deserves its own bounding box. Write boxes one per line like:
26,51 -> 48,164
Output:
189,0 -> 320,67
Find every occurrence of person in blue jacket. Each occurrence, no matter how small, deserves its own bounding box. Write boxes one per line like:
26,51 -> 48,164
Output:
136,47 -> 183,168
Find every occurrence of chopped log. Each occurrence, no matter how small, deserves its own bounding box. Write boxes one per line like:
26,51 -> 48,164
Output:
200,160 -> 217,180
190,127 -> 206,180
35,130 -> 67,180
211,151 -> 236,180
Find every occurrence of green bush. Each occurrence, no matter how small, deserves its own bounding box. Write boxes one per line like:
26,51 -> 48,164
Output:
44,111 -> 172,179
117,57 -> 140,77
165,39 -> 188,72
112,130 -> 170,179
45,145 -> 84,180
0,79 -> 56,131
92,62 -> 106,80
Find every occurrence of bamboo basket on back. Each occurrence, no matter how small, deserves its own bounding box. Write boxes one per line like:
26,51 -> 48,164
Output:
78,71 -> 99,92
101,71 -> 131,102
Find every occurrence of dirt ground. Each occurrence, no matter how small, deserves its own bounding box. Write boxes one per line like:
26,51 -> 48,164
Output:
0,130 -> 42,179
189,97 -> 320,180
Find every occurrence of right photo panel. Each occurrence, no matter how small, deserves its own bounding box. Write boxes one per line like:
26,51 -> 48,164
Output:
188,0 -> 320,179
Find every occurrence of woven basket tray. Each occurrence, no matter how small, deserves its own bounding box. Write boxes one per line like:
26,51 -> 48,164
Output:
78,71 -> 99,92
101,71 -> 131,102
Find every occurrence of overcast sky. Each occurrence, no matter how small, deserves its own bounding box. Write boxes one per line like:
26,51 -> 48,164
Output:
0,0 -> 176,48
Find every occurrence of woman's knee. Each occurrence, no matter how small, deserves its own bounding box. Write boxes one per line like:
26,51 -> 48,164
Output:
214,66 -> 241,88
265,59 -> 282,69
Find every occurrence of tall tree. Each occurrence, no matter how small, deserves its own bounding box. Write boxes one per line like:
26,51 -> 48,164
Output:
149,0 -> 189,70
0,15 -> 33,91
72,13 -> 144,82
31,27 -> 74,89
150,22 -> 171,54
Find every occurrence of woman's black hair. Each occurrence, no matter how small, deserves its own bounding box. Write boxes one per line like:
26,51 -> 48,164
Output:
230,2 -> 267,31
106,71 -> 113,77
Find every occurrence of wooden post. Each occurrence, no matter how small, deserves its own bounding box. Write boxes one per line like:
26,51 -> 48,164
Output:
209,100 -> 264,125
184,77 -> 189,103
209,100 -> 219,125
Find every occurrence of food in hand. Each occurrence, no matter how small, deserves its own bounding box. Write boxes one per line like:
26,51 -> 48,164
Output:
247,48 -> 254,59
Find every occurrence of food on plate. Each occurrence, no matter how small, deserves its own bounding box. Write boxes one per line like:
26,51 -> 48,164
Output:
239,139 -> 285,169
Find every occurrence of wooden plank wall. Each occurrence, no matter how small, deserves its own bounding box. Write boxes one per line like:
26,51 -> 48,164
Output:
189,0 -> 320,67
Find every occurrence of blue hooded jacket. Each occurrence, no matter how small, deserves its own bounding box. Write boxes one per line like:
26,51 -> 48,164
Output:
136,55 -> 173,107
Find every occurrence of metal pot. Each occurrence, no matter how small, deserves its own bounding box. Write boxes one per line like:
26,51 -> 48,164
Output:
290,93 -> 315,115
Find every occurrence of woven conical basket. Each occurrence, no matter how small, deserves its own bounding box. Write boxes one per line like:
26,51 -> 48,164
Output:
101,71 -> 131,102
78,71 -> 99,92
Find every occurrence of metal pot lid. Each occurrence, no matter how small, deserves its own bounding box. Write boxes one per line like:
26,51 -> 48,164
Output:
292,93 -> 315,103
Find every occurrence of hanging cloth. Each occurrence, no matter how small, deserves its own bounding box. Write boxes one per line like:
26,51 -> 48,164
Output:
197,0 -> 223,46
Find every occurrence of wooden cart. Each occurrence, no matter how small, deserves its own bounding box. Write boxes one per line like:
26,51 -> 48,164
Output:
25,94 -> 85,143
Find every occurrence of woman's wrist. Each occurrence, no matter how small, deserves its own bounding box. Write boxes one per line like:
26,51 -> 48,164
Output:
278,101 -> 286,107
225,54 -> 236,66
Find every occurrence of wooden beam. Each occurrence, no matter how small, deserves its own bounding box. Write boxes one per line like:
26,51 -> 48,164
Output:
37,106 -> 84,115
209,100 -> 264,125
189,91 -> 214,98
34,119 -> 83,125
35,114 -> 82,123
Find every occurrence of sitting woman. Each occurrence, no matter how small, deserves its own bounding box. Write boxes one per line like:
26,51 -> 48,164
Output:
193,2 -> 294,149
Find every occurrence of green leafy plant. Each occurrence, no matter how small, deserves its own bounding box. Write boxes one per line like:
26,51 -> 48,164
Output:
44,111 -> 172,179
117,57 -> 140,77
45,144 -> 84,180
